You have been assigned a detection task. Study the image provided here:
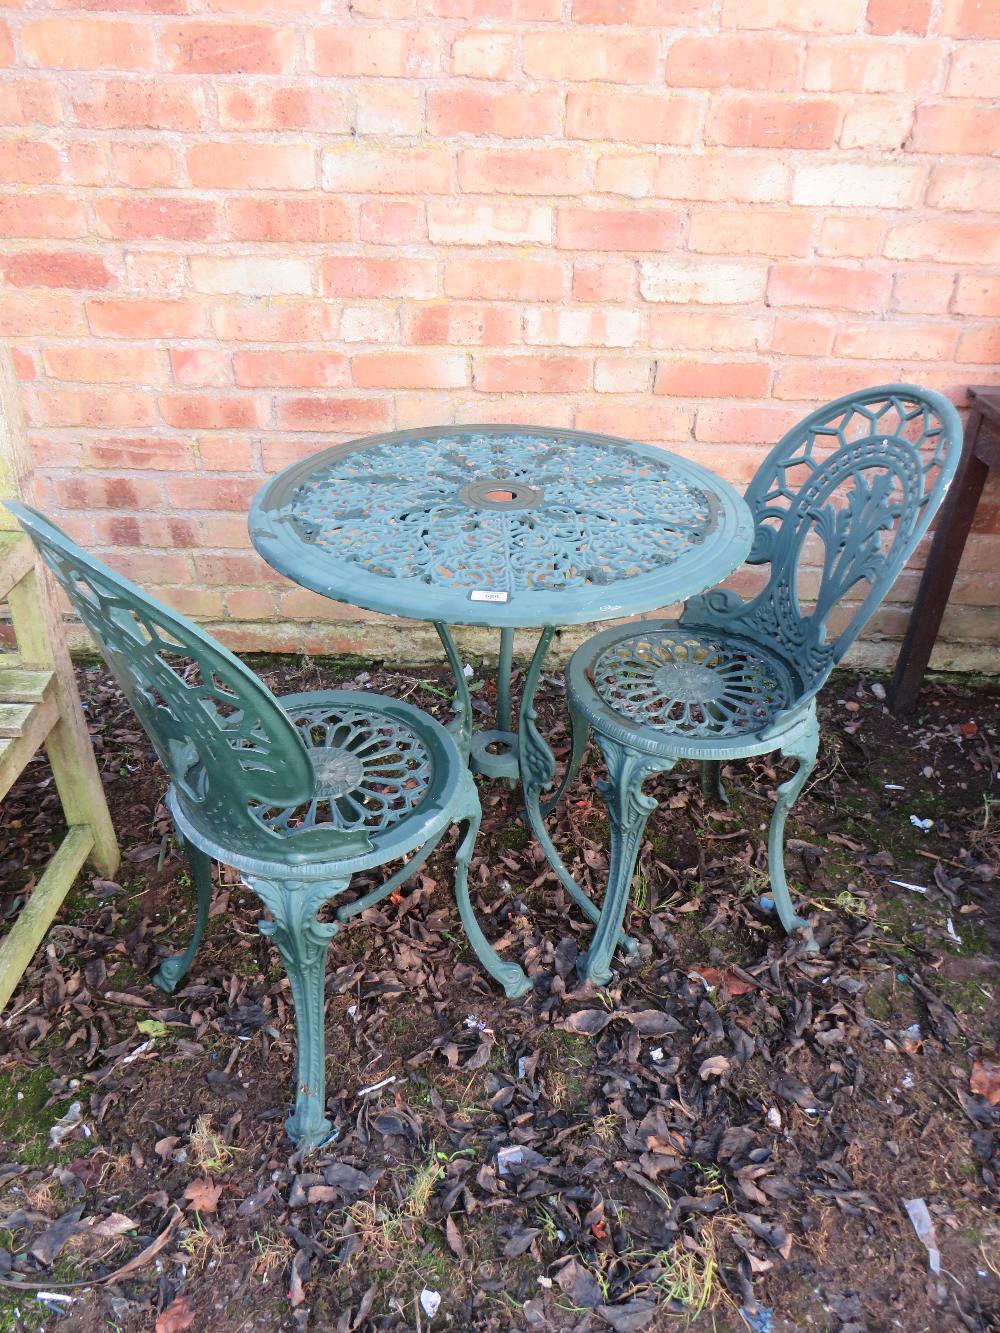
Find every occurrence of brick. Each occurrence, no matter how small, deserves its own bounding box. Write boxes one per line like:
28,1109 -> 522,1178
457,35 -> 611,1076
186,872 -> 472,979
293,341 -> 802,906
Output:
593,357 -> 651,393
429,88 -> 561,137
0,293 -> 84,336
954,275 -> 1000,317
927,166 -> 1000,212
474,354 -> 590,393
43,345 -> 163,383
458,398 -> 575,427
37,389 -> 155,428
885,220 -> 1000,265
308,27 -> 437,76
340,306 -> 400,343
804,40 -> 941,92
125,252 -> 187,295
226,197 -> 353,242
565,91 -> 699,145
574,403 -> 689,441
112,143 -> 177,189
892,271 -> 956,314
0,79 -> 61,125
213,302 -> 338,342
218,86 -> 350,132
196,437 -> 256,472
649,311 -> 768,352
54,475 -> 164,510
664,34 -> 801,90
0,196 -> 86,238
359,201 -> 425,245
458,148 -> 588,196
694,404 -> 801,443
770,316 -> 834,356
688,209 -> 812,257
226,589 -> 277,620
654,360 -> 770,398
639,260 -> 767,305
595,153 -> 656,198
96,196 -> 219,241
832,323 -> 958,360
0,19 -> 11,64
352,351 -> 467,389
817,216 -> 884,257
83,439 -> 191,472
452,31 -> 514,79
774,363 -> 899,400
572,258 -> 639,301
721,0 -> 866,33
321,257 -> 437,299
167,477 -> 262,511
945,44 -> 1000,96
22,19 -> 155,70
276,397 -> 393,433
88,298 -> 210,338
72,80 -> 204,131
355,82 -> 424,135
428,200 -> 551,246
65,142 -> 112,187
91,515 -> 199,548
791,162 -> 923,208
445,256 -> 564,301
706,95 -> 839,149
839,99 -> 914,150
402,302 -> 521,346
866,0 -> 931,34
322,146 -> 451,194
554,206 -> 679,253
524,308 -> 643,347
3,251 -> 113,289
939,0 -> 1000,38
163,23 -> 295,73
187,142 -> 314,190
170,348 -> 232,387
574,0 -> 707,20
910,104 -> 1000,155
956,328 -> 1000,364
652,154 -> 790,203
768,264 -> 889,312
429,0 -> 560,16
522,32 -> 657,83
191,256 -> 312,296
160,395 -> 266,430
0,138 -> 60,184
233,350 -> 349,388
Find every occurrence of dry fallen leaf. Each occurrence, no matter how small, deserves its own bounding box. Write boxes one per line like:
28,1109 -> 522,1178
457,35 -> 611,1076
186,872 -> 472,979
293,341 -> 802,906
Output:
970,1058 -> 1000,1106
183,1178 -> 222,1214
155,1296 -> 195,1333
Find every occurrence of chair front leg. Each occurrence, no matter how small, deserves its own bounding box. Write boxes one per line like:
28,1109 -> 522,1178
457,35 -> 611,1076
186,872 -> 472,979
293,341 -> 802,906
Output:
540,702 -> 590,817
152,835 -> 213,995
452,780 -> 532,999
768,720 -> 820,952
700,760 -> 729,806
246,875 -> 349,1151
578,735 -> 668,987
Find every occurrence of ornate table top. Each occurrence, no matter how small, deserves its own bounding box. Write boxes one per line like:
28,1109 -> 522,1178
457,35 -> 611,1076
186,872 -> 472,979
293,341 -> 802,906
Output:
249,425 -> 754,628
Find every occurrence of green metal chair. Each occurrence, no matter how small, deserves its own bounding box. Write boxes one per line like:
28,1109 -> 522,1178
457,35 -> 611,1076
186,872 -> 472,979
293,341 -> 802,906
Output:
560,386 -> 963,984
6,503 -> 531,1150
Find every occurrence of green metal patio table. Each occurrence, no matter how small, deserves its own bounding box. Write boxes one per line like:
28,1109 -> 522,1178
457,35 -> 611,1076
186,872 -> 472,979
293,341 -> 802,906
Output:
249,425 -> 754,967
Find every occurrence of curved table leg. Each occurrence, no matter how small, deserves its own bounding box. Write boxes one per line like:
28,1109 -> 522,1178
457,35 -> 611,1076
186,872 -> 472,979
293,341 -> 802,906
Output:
518,628 -> 637,955
435,621 -> 472,763
578,736 -> 668,987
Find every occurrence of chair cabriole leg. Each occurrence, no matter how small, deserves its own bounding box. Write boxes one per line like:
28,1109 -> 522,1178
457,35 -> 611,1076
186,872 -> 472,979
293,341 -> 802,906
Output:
700,760 -> 728,805
152,835 -> 213,994
767,721 -> 820,953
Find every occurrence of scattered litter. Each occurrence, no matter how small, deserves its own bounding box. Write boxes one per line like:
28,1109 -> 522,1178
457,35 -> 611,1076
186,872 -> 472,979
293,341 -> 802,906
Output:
889,879 -> 928,894
946,917 -> 961,946
739,1305 -> 774,1332
464,1015 -> 487,1031
909,816 -> 934,831
900,1023 -> 922,1053
901,1071 -> 915,1089
758,894 -> 775,914
870,682 -> 886,700
462,663 -> 474,678
904,1197 -> 941,1274
357,1075 -> 396,1097
516,1056 -> 527,1079
346,1004 -> 357,1019
766,1107 -> 782,1130
122,1038 -> 157,1065
649,1046 -> 664,1063
496,1145 -> 524,1175
48,1101 -> 82,1147
419,1288 -> 441,1319
922,765 -> 934,778
884,783 -> 905,791
36,1293 -> 73,1306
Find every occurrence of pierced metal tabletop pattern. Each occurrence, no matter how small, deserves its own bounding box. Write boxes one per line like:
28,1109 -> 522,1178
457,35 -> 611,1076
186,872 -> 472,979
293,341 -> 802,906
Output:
250,426 -> 755,629
593,628 -> 798,738
252,700 -> 434,837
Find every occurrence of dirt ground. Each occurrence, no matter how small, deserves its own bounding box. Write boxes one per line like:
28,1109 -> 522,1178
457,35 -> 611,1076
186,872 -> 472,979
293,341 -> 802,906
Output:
0,655 -> 997,1333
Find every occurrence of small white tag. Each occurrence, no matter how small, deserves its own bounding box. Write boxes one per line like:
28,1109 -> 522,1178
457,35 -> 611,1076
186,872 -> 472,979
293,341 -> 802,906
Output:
469,589 -> 509,603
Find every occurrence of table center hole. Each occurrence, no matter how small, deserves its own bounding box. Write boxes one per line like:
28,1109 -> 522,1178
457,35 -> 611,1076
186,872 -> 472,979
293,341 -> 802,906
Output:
485,489 -> 516,503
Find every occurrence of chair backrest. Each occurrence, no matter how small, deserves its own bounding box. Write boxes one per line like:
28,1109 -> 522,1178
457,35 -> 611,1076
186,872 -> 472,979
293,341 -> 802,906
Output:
6,503 -> 371,863
695,385 -> 962,696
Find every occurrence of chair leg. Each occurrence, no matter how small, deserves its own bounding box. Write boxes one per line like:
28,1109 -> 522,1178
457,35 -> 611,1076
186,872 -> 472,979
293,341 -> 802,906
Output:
700,760 -> 728,805
247,875 -> 349,1152
578,735 -> 667,988
767,722 -> 820,952
152,836 -> 213,995
540,703 -> 590,817
452,782 -> 532,999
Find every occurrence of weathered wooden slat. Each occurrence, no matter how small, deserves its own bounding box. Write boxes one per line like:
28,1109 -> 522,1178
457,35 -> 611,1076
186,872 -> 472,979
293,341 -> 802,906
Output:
0,701 -> 35,737
0,530 -> 32,601
0,673 -> 57,802
0,824 -> 95,1011
0,667 -> 54,704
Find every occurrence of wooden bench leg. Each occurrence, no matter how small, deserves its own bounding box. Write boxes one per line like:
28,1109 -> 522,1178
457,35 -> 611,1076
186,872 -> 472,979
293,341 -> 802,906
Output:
889,411 -> 989,715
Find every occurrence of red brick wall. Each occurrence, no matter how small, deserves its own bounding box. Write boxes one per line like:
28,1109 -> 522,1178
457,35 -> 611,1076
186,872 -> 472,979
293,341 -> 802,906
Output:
1,0 -> 998,666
